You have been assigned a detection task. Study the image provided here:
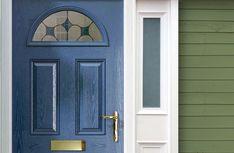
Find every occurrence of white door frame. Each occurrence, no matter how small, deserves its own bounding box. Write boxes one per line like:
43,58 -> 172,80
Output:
0,0 -> 13,152
0,0 -> 178,153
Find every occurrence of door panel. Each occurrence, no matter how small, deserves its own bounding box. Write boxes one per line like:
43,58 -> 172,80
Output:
31,60 -> 59,135
76,60 -> 105,135
13,1 -> 123,153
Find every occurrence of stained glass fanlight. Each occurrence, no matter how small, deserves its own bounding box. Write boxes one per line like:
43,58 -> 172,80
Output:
32,11 -> 103,42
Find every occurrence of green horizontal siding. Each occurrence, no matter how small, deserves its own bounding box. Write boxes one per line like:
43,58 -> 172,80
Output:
180,116 -> 234,128
180,93 -> 234,104
180,0 -> 234,10
180,33 -> 234,44
180,68 -> 234,79
180,56 -> 234,67
180,129 -> 234,140
180,141 -> 234,152
179,0 -> 234,152
180,105 -> 234,116
180,21 -> 234,33
180,80 -> 234,92
180,10 -> 234,21
180,44 -> 234,55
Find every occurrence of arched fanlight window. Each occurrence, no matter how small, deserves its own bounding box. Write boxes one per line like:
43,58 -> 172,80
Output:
28,7 -> 108,46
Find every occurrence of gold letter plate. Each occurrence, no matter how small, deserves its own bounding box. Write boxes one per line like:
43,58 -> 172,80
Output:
51,140 -> 85,151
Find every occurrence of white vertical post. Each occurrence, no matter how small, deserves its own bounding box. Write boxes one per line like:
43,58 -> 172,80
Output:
170,0 -> 179,152
124,0 -> 136,152
0,0 -> 12,152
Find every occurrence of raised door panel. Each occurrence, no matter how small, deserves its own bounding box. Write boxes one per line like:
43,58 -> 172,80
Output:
76,60 -> 105,135
31,60 -> 59,134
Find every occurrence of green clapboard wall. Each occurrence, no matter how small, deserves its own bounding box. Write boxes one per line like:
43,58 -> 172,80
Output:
179,0 -> 234,152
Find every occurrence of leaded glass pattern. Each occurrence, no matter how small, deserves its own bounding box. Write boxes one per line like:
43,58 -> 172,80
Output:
32,11 -> 103,42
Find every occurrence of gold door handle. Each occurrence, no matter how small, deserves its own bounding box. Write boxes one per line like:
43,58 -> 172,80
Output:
99,111 -> 118,142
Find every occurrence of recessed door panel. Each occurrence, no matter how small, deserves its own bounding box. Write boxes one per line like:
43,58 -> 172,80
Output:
76,60 -> 105,135
31,60 -> 59,134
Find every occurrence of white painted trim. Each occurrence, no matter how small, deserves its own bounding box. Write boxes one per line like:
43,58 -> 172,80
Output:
137,141 -> 167,144
124,0 -> 136,152
0,0 -> 12,152
137,141 -> 167,153
169,0 -> 179,152
0,0 -> 2,151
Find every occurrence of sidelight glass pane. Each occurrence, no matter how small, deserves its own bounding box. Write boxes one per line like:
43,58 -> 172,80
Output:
143,18 -> 160,108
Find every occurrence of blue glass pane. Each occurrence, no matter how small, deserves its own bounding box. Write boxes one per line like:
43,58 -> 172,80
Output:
143,18 -> 160,108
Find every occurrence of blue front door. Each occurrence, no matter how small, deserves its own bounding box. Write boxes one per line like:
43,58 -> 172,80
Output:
13,1 -> 123,153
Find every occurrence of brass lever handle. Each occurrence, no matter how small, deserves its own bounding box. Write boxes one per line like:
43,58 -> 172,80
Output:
99,111 -> 118,142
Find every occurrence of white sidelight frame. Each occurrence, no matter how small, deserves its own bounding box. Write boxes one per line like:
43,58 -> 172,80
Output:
0,0 -> 178,153
125,0 -> 178,152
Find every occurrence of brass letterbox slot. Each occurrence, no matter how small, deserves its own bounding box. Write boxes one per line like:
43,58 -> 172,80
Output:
51,140 -> 85,151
